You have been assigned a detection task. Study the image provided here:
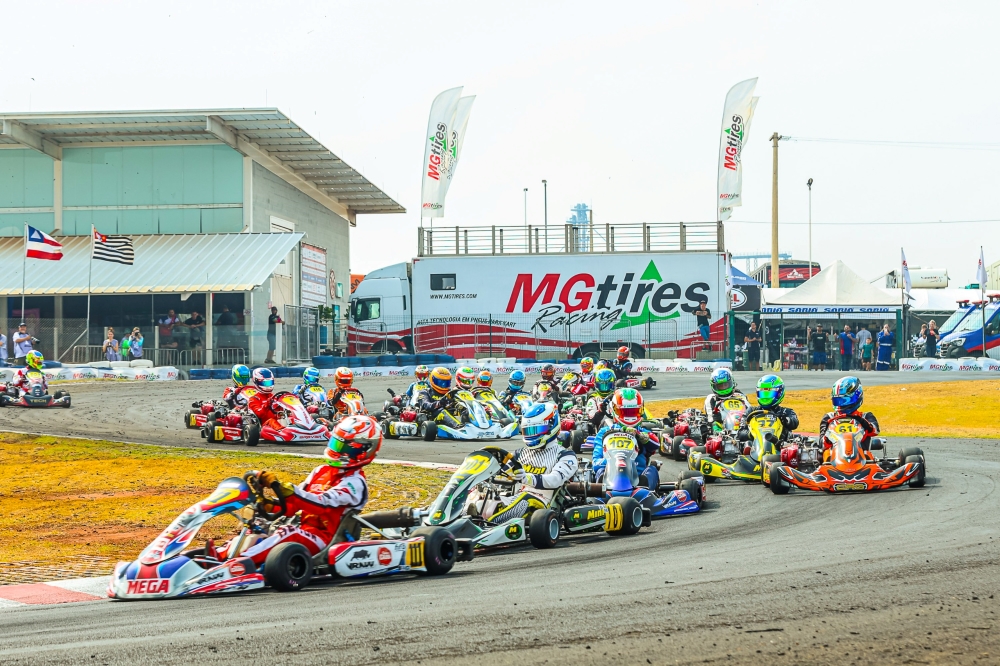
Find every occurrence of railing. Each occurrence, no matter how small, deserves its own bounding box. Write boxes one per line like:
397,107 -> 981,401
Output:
417,221 -> 724,257
284,305 -> 320,363
70,345 -> 246,367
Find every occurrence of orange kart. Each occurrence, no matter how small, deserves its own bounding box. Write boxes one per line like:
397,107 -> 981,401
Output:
764,416 -> 926,494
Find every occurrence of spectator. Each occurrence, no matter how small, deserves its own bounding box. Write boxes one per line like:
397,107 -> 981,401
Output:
694,299 -> 711,350
861,334 -> 874,371
103,328 -> 121,362
266,306 -> 283,364
925,320 -> 938,358
216,304 -> 238,348
0,331 -> 6,365
764,321 -> 781,368
128,328 -> 144,360
158,310 -> 180,349
809,324 -> 829,371
855,324 -> 872,369
744,321 -> 762,371
876,323 -> 895,371
216,304 -> 237,326
12,323 -> 34,366
184,311 -> 206,349
838,325 -> 856,372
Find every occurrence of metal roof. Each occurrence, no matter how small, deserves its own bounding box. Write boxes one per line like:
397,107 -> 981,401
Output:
0,233 -> 303,295
0,109 -> 404,216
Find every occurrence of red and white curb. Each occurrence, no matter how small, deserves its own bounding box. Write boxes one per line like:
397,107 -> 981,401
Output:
0,577 -> 108,609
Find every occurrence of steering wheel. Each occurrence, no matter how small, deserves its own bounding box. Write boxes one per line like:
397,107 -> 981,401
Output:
243,471 -> 287,521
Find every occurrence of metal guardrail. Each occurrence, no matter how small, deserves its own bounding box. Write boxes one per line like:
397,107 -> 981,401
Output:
70,345 -> 246,367
417,221 -> 724,257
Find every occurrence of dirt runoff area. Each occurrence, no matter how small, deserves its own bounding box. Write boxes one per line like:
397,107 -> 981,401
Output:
0,433 -> 450,583
647,379 -> 1000,439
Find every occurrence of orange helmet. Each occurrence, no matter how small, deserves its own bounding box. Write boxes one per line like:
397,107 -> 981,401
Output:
540,364 -> 556,382
455,367 -> 476,389
580,358 -> 594,374
414,364 -> 430,381
617,346 -> 630,362
476,369 -> 493,387
325,415 -> 382,469
429,367 -> 452,395
334,367 -> 354,390
611,387 -> 643,427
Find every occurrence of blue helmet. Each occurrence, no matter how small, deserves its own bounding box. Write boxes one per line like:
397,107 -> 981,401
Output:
231,364 -> 250,387
302,366 -> 320,385
594,368 -> 616,395
520,402 -> 560,449
509,370 -> 526,391
832,376 -> 863,413
710,367 -> 735,397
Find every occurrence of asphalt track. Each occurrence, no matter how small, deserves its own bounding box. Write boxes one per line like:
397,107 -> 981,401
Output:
0,372 -> 998,665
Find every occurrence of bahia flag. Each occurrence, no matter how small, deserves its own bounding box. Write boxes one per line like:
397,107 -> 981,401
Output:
25,225 -> 63,260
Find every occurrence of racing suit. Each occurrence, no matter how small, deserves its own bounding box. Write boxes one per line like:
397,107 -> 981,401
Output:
609,358 -> 639,386
239,467 -> 369,565
585,391 -> 615,432
248,391 -> 283,431
9,367 -> 47,397
591,423 -> 659,483
703,391 -> 751,427
326,387 -> 364,417
222,384 -> 251,410
818,410 -> 880,462
417,387 -> 468,427
497,386 -> 529,411
531,379 -> 566,405
736,405 -> 799,444
488,441 -> 579,524
294,382 -> 328,407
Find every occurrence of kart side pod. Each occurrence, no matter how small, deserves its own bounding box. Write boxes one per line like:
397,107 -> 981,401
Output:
562,503 -> 652,533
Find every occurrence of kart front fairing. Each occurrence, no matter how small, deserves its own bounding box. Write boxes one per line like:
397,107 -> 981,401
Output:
436,391 -> 517,440
601,433 -> 700,517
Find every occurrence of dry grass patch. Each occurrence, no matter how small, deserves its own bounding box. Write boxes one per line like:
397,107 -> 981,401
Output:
646,380 -> 1000,439
0,433 -> 450,569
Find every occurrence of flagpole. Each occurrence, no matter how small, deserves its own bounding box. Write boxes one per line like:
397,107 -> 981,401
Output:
982,246 -> 987,359
21,223 -> 27,319
87,225 -> 94,349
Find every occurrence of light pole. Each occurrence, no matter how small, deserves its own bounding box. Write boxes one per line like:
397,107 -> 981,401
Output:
523,187 -> 528,228
769,132 -> 783,288
542,179 -> 548,252
807,178 -> 813,279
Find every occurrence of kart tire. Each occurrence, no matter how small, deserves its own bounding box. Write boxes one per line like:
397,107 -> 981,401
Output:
905,455 -> 927,488
769,463 -> 790,495
760,454 -> 782,488
528,509 -> 560,549
263,542 -> 312,592
410,527 -> 457,575
605,497 -> 643,536
421,421 -> 438,442
54,390 -> 67,399
571,428 -> 586,454
243,423 -> 260,447
679,478 -> 703,508
898,447 -> 925,467
677,470 -> 704,483
204,419 -> 219,443
185,409 -> 200,429
383,421 -> 400,440
62,395 -> 71,408
671,435 -> 686,461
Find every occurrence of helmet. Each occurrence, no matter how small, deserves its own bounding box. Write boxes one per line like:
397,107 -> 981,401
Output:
617,346 -> 630,362
476,370 -> 493,387
540,364 -> 556,382
594,359 -> 609,371
756,374 -> 785,408
611,388 -> 643,427
710,368 -> 735,397
25,350 -> 44,371
594,368 -> 616,395
251,367 -> 275,392
325,415 -> 382,469
231,364 -> 251,387
519,402 -> 560,449
508,370 -> 526,391
302,366 -> 320,385
334,367 -> 354,390
414,365 -> 430,381
455,367 -> 476,390
580,358 -> 594,374
429,367 -> 452,395
832,376 -> 863,413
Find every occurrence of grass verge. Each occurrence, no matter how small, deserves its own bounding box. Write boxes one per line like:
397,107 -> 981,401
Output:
0,433 -> 450,575
646,379 -> 1000,439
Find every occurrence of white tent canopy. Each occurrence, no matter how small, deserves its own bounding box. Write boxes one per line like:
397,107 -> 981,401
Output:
761,260 -> 901,316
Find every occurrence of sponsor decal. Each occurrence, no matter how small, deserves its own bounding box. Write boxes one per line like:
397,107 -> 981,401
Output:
127,579 -> 170,595
504,523 -> 523,540
426,122 -> 447,183
585,508 -> 604,522
377,547 -> 392,566
348,560 -> 374,570
833,482 -> 867,491
195,570 -> 226,586
730,288 -> 747,309
351,549 -> 371,561
722,113 -> 747,173
229,562 -> 246,576
407,541 -> 425,568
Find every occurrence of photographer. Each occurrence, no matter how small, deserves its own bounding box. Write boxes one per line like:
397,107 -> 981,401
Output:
12,323 -> 38,366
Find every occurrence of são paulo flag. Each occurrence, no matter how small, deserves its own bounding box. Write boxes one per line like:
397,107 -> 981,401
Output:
25,225 -> 63,260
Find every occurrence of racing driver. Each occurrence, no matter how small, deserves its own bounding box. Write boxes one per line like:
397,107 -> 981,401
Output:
591,388 -> 659,486
9,350 -> 47,396
326,367 -> 364,417
247,367 -> 282,431
703,368 -> 750,427
736,375 -> 799,444
817,376 -> 880,461
222,364 -> 252,409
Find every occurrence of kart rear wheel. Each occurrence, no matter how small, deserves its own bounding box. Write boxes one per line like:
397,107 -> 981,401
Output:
204,419 -> 219,442
185,409 -> 200,429
898,447 -> 925,467
421,421 -> 438,442
54,390 -> 67,399
264,542 -> 312,592
760,454 -> 782,487
243,423 -> 260,447
529,509 -> 560,549
769,463 -> 790,495
410,527 -> 457,575
571,428 -> 586,454
383,421 -> 400,439
605,497 -> 643,536
678,478 -> 703,508
905,455 -> 926,488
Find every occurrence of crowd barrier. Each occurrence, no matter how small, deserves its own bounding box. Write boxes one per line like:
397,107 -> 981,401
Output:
0,366 -> 179,383
898,357 -> 1000,372
317,359 -> 733,379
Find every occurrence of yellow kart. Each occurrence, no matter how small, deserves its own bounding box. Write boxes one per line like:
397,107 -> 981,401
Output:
688,410 -> 783,483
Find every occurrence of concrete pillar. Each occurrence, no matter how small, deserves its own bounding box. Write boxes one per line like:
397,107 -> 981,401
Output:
205,292 -> 213,367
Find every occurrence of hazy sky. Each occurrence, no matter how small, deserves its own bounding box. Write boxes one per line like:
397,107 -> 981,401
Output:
4,1 -> 997,280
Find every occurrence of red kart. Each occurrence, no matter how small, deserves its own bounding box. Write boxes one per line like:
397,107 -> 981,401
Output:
660,409 -> 709,460
203,391 -> 330,446
185,387 -> 261,429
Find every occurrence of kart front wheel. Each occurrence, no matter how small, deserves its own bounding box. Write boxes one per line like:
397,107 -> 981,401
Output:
243,423 -> 260,447
571,428 -> 586,454
528,509 -> 560,549
671,435 -> 686,461
760,454 -> 782,487
421,421 -> 438,442
679,478 -> 703,508
769,463 -> 790,495
898,447 -> 925,467
905,455 -> 926,488
264,542 -> 312,592
605,497 -> 643,536
410,527 -> 457,575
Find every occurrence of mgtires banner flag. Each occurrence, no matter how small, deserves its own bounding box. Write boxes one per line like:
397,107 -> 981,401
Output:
717,78 -> 759,222
421,87 -> 475,219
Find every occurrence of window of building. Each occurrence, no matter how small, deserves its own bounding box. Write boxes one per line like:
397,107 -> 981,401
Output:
431,274 -> 456,291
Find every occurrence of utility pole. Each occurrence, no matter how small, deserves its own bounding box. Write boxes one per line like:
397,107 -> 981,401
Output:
770,132 -> 782,288
523,188 -> 528,228
542,179 -> 548,252
807,178 -> 813,279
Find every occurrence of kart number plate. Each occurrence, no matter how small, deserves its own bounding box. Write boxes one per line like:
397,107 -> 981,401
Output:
456,391 -> 474,401
724,400 -> 745,411
605,435 -> 637,451
833,482 -> 867,491
406,540 -> 425,568
833,421 -> 860,434
390,422 -> 417,436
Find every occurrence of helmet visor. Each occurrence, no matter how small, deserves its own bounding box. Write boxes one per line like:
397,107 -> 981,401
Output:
257,376 -> 274,389
522,422 -> 552,439
431,375 -> 451,394
509,378 -> 524,389
757,388 -> 780,405
596,378 -> 614,392
832,393 -> 857,408
617,406 -> 641,421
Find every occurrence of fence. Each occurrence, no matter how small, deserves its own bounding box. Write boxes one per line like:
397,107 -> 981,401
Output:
69,345 -> 246,367
284,305 -> 320,363
417,221 -> 724,257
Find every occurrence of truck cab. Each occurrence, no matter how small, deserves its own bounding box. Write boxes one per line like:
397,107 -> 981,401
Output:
348,262 -> 413,354
937,295 -> 1000,359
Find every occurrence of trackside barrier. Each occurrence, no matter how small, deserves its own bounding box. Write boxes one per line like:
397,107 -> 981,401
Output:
0,366 -> 179,383
316,359 -> 733,379
897,357 -> 1000,372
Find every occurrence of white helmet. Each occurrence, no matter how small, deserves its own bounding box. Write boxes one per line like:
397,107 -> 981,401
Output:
519,402 -> 560,449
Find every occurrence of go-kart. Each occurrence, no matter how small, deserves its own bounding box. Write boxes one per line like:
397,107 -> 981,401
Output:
764,416 -> 926,494
379,384 -> 428,439
471,386 -> 517,428
383,446 -> 650,549
108,472 -> 471,599
559,371 -> 592,405
688,409 -> 784,483
297,384 -> 332,420
660,408 -> 709,460
590,430 -> 704,518
0,372 -> 70,408
186,387 -> 260,429
203,392 -> 331,446
419,389 -> 518,442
